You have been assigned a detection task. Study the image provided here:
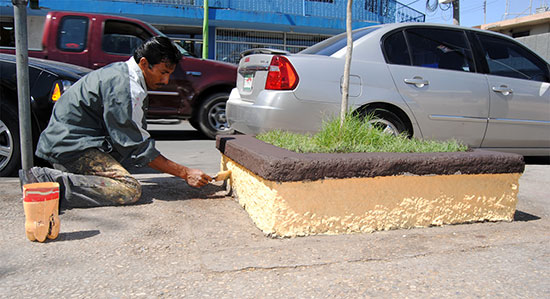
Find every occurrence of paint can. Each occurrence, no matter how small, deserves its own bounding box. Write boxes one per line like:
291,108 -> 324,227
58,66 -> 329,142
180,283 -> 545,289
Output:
22,182 -> 61,242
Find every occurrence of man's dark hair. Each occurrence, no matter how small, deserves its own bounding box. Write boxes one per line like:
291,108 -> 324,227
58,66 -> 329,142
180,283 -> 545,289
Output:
133,36 -> 182,66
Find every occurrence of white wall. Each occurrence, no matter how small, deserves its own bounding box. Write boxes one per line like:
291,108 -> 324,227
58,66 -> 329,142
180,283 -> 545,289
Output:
529,23 -> 550,35
517,32 -> 550,62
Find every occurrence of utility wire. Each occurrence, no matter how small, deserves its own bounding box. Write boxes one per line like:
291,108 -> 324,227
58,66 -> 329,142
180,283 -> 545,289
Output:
405,0 -> 421,6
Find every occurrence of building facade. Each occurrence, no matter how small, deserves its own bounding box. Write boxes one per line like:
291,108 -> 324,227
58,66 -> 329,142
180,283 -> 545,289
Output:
0,0 -> 424,63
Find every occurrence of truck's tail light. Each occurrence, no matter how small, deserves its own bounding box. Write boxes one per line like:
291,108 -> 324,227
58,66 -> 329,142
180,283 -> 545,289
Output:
50,80 -> 72,102
265,56 -> 299,90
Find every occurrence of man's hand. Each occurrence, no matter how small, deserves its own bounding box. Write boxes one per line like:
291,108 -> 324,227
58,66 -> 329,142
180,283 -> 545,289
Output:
184,168 -> 212,188
148,154 -> 212,188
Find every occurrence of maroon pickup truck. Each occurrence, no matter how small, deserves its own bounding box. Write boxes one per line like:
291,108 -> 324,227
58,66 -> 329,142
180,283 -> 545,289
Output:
0,11 -> 237,138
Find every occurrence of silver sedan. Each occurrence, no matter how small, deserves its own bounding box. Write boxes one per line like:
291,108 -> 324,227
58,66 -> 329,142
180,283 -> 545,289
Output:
227,23 -> 550,156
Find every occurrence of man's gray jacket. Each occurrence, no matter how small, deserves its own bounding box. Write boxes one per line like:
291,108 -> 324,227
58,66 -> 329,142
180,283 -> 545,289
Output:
36,58 -> 160,167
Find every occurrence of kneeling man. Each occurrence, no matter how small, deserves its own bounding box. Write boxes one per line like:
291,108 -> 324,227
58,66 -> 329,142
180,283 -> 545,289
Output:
20,36 -> 212,208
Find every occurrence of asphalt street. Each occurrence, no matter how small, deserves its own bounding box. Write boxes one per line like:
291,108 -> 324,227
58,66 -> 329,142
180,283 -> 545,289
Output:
0,121 -> 548,298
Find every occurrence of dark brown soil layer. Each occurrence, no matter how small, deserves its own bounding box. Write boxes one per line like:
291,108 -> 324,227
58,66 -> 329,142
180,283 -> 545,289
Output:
216,135 -> 525,182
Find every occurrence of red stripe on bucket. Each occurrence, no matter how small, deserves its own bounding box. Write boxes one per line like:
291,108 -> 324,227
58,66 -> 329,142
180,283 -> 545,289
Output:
24,188 -> 59,202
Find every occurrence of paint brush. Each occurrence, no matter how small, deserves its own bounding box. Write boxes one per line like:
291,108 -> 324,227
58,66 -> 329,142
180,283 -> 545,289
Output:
212,170 -> 231,182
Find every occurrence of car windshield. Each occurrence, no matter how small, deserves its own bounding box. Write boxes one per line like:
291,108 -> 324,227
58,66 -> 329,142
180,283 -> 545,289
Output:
300,26 -> 381,56
173,42 -> 192,57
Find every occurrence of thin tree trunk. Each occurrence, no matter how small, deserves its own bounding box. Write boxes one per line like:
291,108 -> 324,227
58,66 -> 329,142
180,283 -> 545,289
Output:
340,0 -> 353,128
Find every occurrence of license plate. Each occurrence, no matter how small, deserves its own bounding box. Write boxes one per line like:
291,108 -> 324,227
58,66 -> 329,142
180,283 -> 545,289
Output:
243,74 -> 254,91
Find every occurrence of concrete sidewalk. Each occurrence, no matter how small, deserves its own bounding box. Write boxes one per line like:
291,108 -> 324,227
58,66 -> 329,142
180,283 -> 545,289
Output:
0,164 -> 548,298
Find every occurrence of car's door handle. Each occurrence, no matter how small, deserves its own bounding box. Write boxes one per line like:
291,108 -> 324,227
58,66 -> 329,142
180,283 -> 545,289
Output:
491,85 -> 513,96
186,71 -> 202,77
404,77 -> 429,88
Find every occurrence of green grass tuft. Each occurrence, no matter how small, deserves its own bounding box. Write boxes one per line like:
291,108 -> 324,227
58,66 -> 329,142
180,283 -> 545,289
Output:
257,113 -> 468,153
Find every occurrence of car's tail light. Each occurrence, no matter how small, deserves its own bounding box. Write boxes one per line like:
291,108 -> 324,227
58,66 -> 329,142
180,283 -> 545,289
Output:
51,83 -> 62,102
265,55 -> 299,90
50,80 -> 72,102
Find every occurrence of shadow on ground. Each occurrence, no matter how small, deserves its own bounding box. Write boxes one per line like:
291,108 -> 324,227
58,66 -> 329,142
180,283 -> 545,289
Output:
127,166 -> 162,175
148,128 -> 210,141
138,176 -> 228,203
514,210 -> 541,222
524,156 -> 550,165
56,230 -> 101,242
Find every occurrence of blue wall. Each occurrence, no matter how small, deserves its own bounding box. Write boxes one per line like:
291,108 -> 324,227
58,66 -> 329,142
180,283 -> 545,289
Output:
1,0 -> 424,61
1,0 -> 410,35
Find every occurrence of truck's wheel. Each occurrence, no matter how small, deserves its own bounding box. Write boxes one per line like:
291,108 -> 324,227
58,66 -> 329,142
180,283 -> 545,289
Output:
188,118 -> 200,132
198,92 -> 234,139
0,103 -> 21,176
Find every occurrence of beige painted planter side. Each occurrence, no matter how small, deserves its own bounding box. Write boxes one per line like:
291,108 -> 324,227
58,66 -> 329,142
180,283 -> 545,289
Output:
222,155 -> 520,237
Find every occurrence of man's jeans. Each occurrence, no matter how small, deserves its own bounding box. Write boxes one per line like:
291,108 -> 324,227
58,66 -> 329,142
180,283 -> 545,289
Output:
28,148 -> 141,209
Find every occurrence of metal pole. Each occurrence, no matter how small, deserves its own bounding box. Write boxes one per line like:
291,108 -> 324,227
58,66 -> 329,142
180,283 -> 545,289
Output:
12,0 -> 34,171
452,0 -> 460,25
202,0 -> 209,59
483,0 -> 486,24
501,0 -> 510,20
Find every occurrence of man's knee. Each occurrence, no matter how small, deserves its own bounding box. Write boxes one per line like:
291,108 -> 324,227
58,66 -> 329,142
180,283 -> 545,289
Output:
118,180 -> 142,205
106,175 -> 141,205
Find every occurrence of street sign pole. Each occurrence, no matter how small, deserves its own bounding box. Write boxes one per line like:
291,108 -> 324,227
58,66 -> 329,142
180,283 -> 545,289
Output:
12,0 -> 34,171
202,0 -> 209,59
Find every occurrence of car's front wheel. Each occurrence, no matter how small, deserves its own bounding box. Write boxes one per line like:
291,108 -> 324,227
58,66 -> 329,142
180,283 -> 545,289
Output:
197,92 -> 235,139
0,103 -> 21,176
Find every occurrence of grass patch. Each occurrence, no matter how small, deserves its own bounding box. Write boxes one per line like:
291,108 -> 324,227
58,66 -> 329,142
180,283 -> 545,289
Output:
257,113 -> 468,153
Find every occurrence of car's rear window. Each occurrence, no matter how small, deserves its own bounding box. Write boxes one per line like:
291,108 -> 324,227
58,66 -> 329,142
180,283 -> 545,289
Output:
57,16 -> 88,52
300,26 -> 380,56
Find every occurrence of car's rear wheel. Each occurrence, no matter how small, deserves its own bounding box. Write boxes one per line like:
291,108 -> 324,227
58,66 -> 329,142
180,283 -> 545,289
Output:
0,103 -> 21,176
359,108 -> 410,137
198,92 -> 235,139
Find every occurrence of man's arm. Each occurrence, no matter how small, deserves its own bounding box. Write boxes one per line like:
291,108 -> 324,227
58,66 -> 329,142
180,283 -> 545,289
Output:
148,154 -> 212,187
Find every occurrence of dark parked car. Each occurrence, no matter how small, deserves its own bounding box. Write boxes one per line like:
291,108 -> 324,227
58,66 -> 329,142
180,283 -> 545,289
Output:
0,53 -> 91,176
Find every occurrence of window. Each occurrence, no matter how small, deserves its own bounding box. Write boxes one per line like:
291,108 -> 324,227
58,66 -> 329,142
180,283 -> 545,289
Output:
102,20 -> 152,55
57,16 -> 88,52
511,30 -> 529,38
365,0 -> 392,16
300,26 -> 380,56
404,28 -> 474,72
0,21 -> 15,47
477,33 -> 549,82
102,34 -> 144,55
365,0 -> 379,13
383,30 -> 411,66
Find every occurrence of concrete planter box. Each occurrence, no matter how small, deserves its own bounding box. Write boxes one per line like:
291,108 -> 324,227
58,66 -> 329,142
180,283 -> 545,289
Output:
216,135 -> 525,237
